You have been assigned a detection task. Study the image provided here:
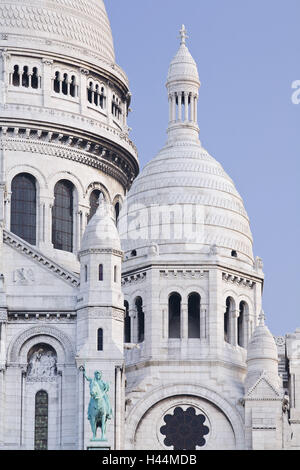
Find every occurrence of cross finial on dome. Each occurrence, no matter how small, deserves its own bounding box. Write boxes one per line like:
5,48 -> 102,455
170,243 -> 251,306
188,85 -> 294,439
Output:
179,24 -> 188,45
258,310 -> 266,326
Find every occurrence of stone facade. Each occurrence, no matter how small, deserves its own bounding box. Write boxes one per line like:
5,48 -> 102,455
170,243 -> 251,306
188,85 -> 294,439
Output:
0,2 -> 298,451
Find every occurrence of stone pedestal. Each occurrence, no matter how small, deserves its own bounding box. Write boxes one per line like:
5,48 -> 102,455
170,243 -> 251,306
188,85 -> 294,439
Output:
87,439 -> 110,451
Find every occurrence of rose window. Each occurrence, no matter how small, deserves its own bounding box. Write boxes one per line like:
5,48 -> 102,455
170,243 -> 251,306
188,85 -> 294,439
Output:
160,406 -> 209,450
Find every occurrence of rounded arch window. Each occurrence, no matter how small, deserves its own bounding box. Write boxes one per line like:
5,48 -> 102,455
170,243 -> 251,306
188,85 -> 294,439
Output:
135,297 -> 144,343
97,328 -> 103,351
188,292 -> 200,338
35,390 -> 48,450
224,297 -> 235,344
124,300 -> 131,343
88,189 -> 103,223
114,201 -> 120,224
168,293 -> 181,338
238,301 -> 248,348
52,179 -> 74,252
11,172 -> 37,245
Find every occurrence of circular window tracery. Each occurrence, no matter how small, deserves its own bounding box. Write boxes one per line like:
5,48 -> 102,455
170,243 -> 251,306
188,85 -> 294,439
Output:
160,406 -> 209,450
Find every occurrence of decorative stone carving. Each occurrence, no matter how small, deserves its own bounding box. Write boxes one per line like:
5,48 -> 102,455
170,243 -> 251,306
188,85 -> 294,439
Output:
209,244 -> 218,256
26,344 -> 57,383
148,243 -> 159,256
13,268 -> 35,286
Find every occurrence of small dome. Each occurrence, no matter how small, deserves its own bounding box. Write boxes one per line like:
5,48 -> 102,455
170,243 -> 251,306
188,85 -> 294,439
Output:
247,319 -> 278,364
167,43 -> 200,85
245,313 -> 280,391
80,196 -> 121,253
167,26 -> 200,86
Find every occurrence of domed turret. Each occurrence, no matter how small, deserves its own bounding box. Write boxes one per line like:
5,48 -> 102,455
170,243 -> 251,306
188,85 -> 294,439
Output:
80,194 -> 121,253
119,26 -> 254,268
245,312 -> 280,391
78,194 -> 123,308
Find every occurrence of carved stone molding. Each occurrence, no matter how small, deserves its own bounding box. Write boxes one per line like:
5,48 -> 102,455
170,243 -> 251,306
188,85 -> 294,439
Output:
8,311 -> 76,322
0,128 -> 137,189
3,229 -> 80,288
122,272 -> 147,286
79,248 -> 123,258
8,325 -> 75,364
159,269 -> 208,280
222,272 -> 255,289
0,310 -> 8,322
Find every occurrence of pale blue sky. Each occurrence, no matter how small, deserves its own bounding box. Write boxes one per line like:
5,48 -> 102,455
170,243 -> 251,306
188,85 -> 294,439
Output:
106,0 -> 300,335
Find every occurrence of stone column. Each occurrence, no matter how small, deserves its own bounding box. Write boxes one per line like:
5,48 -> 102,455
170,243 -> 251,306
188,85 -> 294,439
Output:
178,92 -> 182,122
115,365 -> 122,450
194,95 -> 198,123
200,304 -> 207,339
184,92 -> 189,121
168,95 -> 172,124
162,306 -> 168,339
42,59 -> 53,108
172,93 -> 176,122
231,309 -> 238,346
79,68 -> 89,115
4,191 -> 11,231
190,93 -> 194,123
181,302 -> 188,339
1,51 -> 10,105
0,366 -> 4,446
129,308 -> 137,344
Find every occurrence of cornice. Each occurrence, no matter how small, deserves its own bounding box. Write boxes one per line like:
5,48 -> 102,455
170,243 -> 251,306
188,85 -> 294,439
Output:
0,124 -> 138,190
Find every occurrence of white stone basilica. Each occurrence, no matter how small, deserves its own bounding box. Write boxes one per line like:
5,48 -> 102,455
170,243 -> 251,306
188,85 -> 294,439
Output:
0,0 -> 299,451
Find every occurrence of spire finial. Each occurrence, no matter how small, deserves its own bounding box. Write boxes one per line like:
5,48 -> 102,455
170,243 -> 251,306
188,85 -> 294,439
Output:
98,192 -> 105,206
258,310 -> 266,326
179,24 -> 188,45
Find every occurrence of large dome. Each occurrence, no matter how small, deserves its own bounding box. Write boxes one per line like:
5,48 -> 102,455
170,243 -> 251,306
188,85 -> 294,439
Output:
0,0 -> 115,64
119,139 -> 254,266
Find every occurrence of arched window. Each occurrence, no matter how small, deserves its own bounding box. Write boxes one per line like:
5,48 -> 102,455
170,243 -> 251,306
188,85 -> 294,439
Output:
124,301 -> 131,343
62,73 -> 68,95
99,264 -> 103,281
22,66 -> 29,88
238,301 -> 247,347
70,76 -> 76,97
97,328 -> 103,351
224,297 -> 234,344
115,202 -> 120,224
169,293 -> 181,338
31,67 -> 39,89
87,82 -> 93,103
52,180 -> 74,252
54,71 -> 60,93
34,390 -> 48,450
114,265 -> 117,283
88,189 -> 102,223
188,293 -> 200,338
136,297 -> 144,343
84,265 -> 88,283
11,173 -> 37,245
12,65 -> 20,86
